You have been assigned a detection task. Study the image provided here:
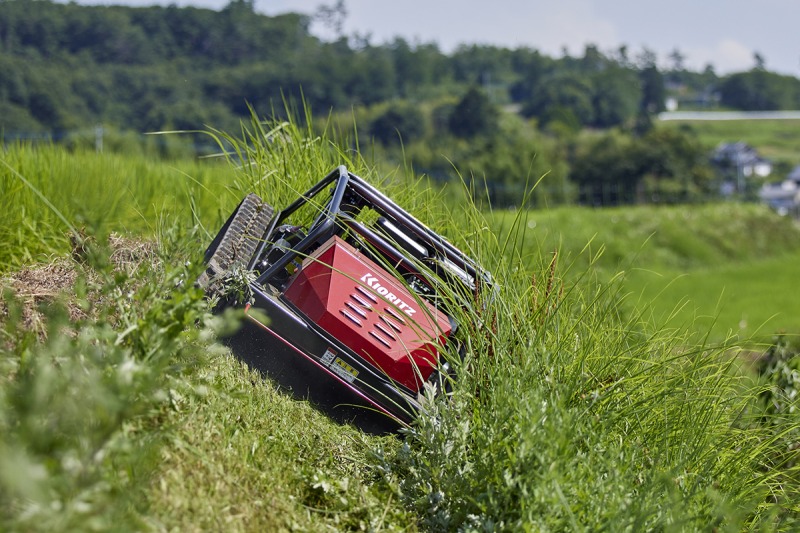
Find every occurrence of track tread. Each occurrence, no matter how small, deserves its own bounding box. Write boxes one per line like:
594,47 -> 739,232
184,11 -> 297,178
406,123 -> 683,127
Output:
198,193 -> 274,292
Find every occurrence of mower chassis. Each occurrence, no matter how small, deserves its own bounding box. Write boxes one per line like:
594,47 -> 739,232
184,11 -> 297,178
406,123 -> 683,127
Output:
229,286 -> 423,432
202,166 -> 489,432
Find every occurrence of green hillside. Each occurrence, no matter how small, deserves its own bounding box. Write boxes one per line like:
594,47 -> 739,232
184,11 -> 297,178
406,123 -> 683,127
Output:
661,118 -> 800,169
489,201 -> 800,342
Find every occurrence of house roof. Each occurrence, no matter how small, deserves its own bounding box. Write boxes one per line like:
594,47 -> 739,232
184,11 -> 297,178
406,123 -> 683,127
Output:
712,142 -> 771,167
787,165 -> 800,182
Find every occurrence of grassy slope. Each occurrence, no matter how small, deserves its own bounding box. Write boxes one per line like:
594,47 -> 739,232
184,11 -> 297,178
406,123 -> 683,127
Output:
2,131 -> 800,530
0,140 -> 419,531
628,249 -> 800,342
148,353 -> 416,532
659,118 -> 800,168
488,202 -> 800,342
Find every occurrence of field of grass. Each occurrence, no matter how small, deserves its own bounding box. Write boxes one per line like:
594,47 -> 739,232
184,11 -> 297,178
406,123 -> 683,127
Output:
2,123 -> 800,531
659,118 -> 800,168
627,249 -> 800,343
0,142 -> 240,272
487,202 -> 800,343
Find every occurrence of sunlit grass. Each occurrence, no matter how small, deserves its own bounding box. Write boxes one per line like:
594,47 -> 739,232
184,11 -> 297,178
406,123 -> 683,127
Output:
1,117 -> 799,529
377,201 -> 798,530
489,202 -> 800,344
0,143 -> 237,272
627,249 -> 800,343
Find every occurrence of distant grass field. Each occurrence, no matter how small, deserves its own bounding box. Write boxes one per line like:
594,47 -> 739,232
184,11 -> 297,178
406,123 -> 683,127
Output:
659,118 -> 800,167
626,250 -> 800,343
488,202 -> 800,343
0,143 -> 241,272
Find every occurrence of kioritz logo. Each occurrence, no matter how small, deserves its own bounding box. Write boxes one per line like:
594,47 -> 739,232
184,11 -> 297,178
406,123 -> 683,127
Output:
360,273 -> 417,317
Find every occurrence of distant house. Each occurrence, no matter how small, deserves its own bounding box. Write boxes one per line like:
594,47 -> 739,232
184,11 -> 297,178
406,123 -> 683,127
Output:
759,164 -> 800,216
712,142 -> 773,178
712,142 -> 773,194
786,164 -> 800,184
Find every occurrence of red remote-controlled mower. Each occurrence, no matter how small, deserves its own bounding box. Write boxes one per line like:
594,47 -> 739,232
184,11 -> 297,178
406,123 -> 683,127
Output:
199,166 -> 491,432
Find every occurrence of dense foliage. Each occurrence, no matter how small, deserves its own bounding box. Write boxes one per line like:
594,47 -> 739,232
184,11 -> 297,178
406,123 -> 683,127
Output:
719,70 -> 800,111
3,0 -> 799,138
570,127 -> 717,205
2,0 -> 799,209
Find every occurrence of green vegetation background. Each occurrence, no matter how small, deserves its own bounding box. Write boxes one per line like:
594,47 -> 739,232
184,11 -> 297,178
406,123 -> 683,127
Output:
3,0 -> 800,210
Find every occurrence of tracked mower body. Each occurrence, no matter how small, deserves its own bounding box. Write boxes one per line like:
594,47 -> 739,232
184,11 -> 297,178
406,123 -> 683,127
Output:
200,166 -> 490,432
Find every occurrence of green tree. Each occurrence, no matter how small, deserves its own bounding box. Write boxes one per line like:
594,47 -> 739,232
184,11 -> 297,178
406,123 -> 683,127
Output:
451,44 -> 513,86
390,39 -> 448,97
521,72 -> 595,127
508,48 -> 554,103
466,116 -> 571,207
346,45 -> 396,105
719,70 -> 800,110
570,132 -> 636,205
369,101 -> 426,145
570,127 -> 714,205
590,66 -> 641,128
448,86 -> 498,138
639,64 -> 666,114
632,128 -> 716,202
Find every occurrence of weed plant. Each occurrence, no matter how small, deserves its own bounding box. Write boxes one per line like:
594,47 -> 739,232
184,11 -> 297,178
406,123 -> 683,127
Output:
0,224 -> 215,531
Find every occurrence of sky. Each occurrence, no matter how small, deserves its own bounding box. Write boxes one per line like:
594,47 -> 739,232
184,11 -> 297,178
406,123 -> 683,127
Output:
70,0 -> 800,76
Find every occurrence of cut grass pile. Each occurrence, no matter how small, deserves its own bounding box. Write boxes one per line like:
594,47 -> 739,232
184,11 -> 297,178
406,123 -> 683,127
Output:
1,120 -> 799,530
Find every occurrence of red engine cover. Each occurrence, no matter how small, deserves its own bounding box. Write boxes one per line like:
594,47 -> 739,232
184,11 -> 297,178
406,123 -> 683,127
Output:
283,236 -> 451,392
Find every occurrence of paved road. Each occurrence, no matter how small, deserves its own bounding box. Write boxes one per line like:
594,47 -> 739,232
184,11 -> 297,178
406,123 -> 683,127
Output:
658,111 -> 800,121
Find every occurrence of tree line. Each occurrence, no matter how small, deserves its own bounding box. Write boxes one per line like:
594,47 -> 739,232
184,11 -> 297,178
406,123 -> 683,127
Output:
1,0 -> 798,206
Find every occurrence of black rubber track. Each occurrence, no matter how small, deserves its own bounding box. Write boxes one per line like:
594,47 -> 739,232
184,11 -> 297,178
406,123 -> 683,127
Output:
198,193 -> 274,292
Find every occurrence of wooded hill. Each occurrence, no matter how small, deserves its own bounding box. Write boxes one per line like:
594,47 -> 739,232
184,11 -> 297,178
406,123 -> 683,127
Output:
2,0 -> 800,137
3,0 -> 800,209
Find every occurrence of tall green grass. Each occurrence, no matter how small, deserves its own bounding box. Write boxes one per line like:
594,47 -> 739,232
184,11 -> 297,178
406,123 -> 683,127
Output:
0,143 -> 237,272
371,204 -> 800,530
212,118 -> 800,529
1,117 -> 799,530
0,122 -> 424,531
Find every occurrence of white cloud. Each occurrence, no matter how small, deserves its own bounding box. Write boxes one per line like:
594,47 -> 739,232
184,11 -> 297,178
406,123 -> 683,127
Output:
523,1 -> 619,56
685,39 -> 754,73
